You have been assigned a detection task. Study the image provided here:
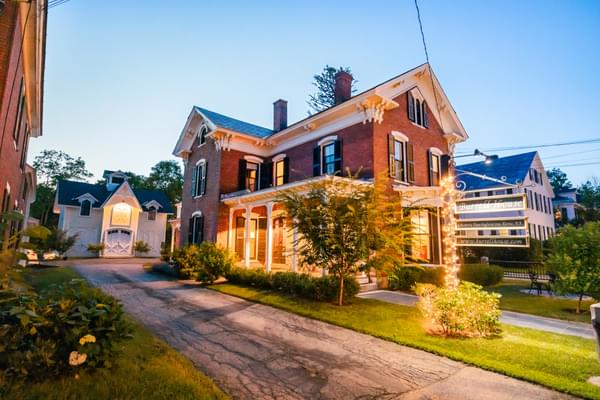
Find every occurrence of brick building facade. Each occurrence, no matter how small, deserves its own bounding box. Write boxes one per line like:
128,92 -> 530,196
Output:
0,0 -> 47,243
173,64 -> 468,272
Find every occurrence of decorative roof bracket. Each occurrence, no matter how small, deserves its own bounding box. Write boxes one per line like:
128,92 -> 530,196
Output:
357,94 -> 399,124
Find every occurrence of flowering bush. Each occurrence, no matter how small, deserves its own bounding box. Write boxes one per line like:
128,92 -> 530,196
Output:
414,281 -> 501,337
0,279 -> 132,385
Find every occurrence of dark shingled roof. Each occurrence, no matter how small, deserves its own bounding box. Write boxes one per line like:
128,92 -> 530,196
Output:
457,151 -> 538,191
194,106 -> 273,138
56,180 -> 174,213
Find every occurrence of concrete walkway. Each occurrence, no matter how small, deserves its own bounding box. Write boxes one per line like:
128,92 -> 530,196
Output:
358,290 -> 595,339
71,261 -> 573,400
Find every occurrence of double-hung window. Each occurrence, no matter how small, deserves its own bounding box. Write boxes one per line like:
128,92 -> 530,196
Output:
407,90 -> 429,128
191,160 -> 207,197
428,148 -> 443,186
388,132 -> 414,182
188,213 -> 204,244
273,158 -> 286,187
80,200 -> 91,216
245,162 -> 259,191
313,137 -> 342,176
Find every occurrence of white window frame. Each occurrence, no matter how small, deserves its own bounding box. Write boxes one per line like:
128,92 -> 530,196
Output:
197,125 -> 208,147
79,199 -> 92,217
408,89 -> 428,129
193,159 -> 207,198
390,131 -> 408,183
272,155 -> 286,187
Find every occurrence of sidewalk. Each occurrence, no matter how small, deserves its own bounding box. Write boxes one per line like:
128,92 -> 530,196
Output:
358,290 -> 596,339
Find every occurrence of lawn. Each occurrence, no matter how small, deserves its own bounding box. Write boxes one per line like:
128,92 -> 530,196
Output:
491,279 -> 596,323
3,267 -> 228,400
210,283 -> 600,400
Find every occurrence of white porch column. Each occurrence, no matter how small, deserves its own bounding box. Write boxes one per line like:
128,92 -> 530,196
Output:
265,202 -> 274,273
291,224 -> 298,273
244,206 -> 251,268
227,207 -> 235,251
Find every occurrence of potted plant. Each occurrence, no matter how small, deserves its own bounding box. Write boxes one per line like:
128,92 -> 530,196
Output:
87,243 -> 105,258
133,240 -> 151,257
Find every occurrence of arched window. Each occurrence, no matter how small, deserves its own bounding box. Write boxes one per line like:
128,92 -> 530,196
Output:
148,207 -> 157,221
80,199 -> 91,216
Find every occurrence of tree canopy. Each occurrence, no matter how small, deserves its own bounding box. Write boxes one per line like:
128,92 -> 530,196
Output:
32,150 -> 93,187
546,168 -> 572,193
307,65 -> 357,115
546,222 -> 600,313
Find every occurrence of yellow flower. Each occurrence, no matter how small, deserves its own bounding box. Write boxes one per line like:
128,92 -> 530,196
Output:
69,351 -> 87,366
79,334 -> 96,345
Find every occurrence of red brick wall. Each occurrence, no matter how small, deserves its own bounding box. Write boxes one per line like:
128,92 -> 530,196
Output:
373,92 -> 449,186
286,121 -> 374,181
180,139 -> 222,244
0,6 -> 29,215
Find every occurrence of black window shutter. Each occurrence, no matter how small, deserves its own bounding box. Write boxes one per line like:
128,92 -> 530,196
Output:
238,159 -> 247,190
313,146 -> 321,176
427,150 -> 434,186
200,162 -> 208,195
333,139 -> 342,175
440,155 -> 450,180
283,157 -> 290,183
407,143 -> 415,183
198,215 -> 204,243
407,91 -> 415,122
388,134 -> 395,178
191,165 -> 197,196
260,161 -> 273,189
422,101 -> 429,128
188,218 -> 194,244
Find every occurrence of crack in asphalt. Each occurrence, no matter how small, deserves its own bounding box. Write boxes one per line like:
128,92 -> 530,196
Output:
72,264 -> 575,400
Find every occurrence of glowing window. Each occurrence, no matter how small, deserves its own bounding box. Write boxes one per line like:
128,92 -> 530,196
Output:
111,203 -> 132,226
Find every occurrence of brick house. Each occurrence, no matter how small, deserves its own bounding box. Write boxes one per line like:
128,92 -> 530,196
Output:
172,63 -> 468,272
0,0 -> 47,242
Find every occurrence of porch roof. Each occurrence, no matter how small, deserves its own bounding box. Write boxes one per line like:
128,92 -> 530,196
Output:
221,176 -> 373,207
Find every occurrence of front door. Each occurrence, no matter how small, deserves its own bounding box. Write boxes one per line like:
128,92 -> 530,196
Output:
103,229 -> 133,257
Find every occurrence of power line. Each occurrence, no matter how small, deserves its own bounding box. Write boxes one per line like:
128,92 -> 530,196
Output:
547,161 -> 600,169
542,147 -> 600,160
456,137 -> 600,154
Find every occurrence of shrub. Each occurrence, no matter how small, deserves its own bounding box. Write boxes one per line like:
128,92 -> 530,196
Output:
160,242 -> 170,262
172,245 -> 202,279
193,242 -> 234,284
415,281 -> 501,337
0,280 -> 132,385
148,262 -> 176,277
87,243 -> 104,255
389,266 -> 445,291
133,241 -> 151,255
225,267 -> 359,303
459,264 -> 504,287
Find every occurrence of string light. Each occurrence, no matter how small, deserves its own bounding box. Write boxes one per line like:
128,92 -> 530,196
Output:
441,172 -> 461,290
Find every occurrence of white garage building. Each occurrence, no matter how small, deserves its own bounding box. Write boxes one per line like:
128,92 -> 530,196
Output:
54,170 -> 173,258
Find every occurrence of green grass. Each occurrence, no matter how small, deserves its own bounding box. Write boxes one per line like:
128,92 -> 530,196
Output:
490,279 -> 595,323
210,283 -> 600,400
4,267 -> 228,400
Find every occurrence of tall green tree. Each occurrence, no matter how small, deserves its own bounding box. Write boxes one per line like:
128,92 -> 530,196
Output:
307,65 -> 357,114
546,168 -> 572,193
145,160 -> 183,204
30,150 -> 93,227
546,222 -> 600,313
577,178 -> 600,222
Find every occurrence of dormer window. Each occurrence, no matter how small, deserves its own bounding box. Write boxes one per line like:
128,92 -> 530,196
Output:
148,208 -> 157,221
111,176 -> 124,185
80,199 -> 91,216
407,90 -> 429,128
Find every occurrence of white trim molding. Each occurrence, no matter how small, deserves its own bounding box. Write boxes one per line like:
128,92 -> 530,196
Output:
244,155 -> 264,164
317,135 -> 338,146
272,153 -> 287,162
390,131 -> 409,142
429,147 -> 444,156
191,210 -> 203,217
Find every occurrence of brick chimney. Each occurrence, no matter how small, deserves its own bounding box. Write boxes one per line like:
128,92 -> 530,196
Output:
273,99 -> 288,132
334,71 -> 352,105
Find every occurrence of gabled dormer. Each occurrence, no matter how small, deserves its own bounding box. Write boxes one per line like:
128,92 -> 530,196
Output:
73,193 -> 99,216
103,170 -> 129,192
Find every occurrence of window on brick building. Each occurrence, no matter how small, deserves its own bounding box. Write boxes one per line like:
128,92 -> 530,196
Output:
428,148 -> 442,186
272,155 -> 289,187
388,132 -> 414,182
197,126 -> 208,146
191,160 -> 207,197
188,213 -> 204,244
13,80 -> 25,144
407,90 -> 429,128
313,137 -> 341,176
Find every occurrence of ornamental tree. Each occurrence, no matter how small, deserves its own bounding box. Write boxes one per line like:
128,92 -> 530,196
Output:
279,175 -> 372,305
546,222 -> 600,313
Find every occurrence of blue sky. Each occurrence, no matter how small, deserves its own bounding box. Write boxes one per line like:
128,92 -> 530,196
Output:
30,0 -> 600,185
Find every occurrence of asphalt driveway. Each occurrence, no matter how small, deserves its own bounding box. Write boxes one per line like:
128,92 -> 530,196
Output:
72,261 -> 572,400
